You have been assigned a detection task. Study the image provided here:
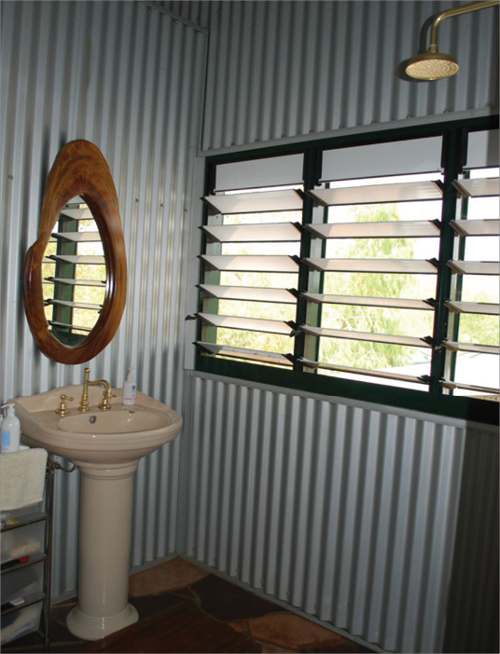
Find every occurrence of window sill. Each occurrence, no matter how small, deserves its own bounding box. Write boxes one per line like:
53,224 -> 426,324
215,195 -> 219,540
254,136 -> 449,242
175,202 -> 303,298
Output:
196,355 -> 499,426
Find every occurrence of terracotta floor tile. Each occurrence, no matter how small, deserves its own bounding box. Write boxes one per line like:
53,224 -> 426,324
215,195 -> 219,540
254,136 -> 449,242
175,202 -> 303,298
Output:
129,557 -> 210,597
130,591 -> 182,619
189,573 -> 286,622
248,613 -> 345,649
77,601 -> 262,653
2,559 -> 370,654
170,586 -> 199,603
301,639 -> 373,653
230,619 -> 250,633
49,639 -> 87,653
258,643 -> 296,653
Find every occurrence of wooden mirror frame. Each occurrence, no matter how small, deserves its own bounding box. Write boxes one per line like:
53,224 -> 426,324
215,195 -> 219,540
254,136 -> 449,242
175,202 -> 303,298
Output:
24,140 -> 127,364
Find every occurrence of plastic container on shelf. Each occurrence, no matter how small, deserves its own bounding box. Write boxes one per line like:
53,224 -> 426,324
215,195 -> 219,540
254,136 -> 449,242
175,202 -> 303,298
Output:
1,602 -> 43,645
1,561 -> 44,605
1,521 -> 45,565
0,502 -> 43,523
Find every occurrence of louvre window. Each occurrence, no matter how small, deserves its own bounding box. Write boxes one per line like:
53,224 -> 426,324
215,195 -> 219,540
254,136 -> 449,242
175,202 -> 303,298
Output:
443,162 -> 500,396
42,198 -> 106,344
193,124 -> 499,412
195,182 -> 302,367
299,169 -> 443,392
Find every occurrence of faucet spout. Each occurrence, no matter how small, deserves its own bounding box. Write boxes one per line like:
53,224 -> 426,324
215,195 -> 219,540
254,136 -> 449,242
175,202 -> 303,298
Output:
78,368 -> 114,412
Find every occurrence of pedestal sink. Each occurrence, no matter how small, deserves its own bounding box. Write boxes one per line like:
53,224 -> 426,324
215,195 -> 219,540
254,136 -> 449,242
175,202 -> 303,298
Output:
12,386 -> 182,641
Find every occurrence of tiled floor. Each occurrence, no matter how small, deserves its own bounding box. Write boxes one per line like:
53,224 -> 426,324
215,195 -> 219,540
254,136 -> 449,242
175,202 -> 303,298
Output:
3,557 -> 373,653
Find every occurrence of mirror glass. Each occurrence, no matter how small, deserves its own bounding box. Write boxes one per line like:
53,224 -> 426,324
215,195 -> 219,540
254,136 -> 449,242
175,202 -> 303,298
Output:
42,197 -> 106,346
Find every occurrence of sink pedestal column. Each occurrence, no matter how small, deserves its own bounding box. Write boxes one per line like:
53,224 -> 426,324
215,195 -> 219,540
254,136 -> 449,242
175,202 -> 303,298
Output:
66,462 -> 139,641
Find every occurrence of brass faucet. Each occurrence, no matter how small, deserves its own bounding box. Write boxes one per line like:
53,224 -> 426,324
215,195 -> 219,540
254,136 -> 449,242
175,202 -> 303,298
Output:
78,368 -> 115,412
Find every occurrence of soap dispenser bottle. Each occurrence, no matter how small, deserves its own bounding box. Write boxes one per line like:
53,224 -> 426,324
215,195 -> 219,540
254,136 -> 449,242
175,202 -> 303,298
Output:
123,367 -> 137,406
1,403 -> 21,453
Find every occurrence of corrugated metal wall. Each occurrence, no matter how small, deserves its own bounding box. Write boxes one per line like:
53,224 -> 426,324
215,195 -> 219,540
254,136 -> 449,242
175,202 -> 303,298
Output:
159,0 -> 499,151
0,0 -> 207,597
171,4 -> 497,650
183,373 -> 499,653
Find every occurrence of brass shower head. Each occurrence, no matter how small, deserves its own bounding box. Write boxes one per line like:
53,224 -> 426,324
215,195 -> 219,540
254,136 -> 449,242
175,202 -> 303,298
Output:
406,0 -> 499,81
406,51 -> 459,81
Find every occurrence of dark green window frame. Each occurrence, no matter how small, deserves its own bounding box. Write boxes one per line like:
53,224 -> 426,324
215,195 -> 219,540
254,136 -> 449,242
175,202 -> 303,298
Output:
195,116 -> 499,425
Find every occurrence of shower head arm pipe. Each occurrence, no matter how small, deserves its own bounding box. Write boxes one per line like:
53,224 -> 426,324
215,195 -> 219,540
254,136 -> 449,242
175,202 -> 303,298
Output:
428,0 -> 499,53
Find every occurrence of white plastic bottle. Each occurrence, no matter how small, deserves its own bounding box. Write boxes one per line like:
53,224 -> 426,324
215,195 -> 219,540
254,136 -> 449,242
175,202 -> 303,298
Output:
123,367 -> 137,406
1,403 -> 21,453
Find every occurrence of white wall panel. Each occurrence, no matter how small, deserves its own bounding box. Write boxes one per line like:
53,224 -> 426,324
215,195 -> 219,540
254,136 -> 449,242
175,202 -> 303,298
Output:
183,372 -> 499,653
0,0 -> 207,598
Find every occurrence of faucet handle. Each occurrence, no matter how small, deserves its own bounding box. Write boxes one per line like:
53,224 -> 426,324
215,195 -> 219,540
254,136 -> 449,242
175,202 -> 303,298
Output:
55,394 -> 74,416
98,390 -> 116,411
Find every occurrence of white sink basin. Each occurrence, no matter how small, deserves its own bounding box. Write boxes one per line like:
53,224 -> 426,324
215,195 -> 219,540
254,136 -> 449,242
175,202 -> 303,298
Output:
13,385 -> 182,466
58,408 -> 171,434
11,384 -> 183,641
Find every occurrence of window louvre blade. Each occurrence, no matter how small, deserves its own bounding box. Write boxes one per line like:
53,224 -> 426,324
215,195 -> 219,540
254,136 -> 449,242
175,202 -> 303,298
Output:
453,178 -> 499,198
59,208 -> 93,220
445,301 -> 499,315
202,190 -> 302,214
305,220 -> 440,239
196,312 -> 294,335
45,277 -> 106,287
450,219 -> 499,237
302,292 -> 434,310
442,341 -> 499,355
48,321 -> 92,333
298,358 -> 429,384
440,380 -> 499,394
447,261 -> 499,276
200,254 -> 299,273
307,181 -> 443,207
196,342 -> 293,366
52,231 -> 102,242
48,254 -> 106,265
201,223 -> 301,243
46,299 -> 102,311
304,258 -> 437,274
299,325 -> 431,348
198,284 -> 296,304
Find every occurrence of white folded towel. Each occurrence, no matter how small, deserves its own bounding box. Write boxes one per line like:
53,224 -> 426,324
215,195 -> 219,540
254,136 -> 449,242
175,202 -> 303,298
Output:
1,449 -> 48,511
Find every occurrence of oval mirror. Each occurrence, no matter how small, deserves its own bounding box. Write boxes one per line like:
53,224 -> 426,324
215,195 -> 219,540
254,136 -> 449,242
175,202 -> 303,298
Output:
24,140 -> 127,364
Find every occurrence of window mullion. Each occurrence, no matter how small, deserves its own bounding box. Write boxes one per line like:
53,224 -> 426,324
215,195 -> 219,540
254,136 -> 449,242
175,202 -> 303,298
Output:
294,148 -> 321,371
430,129 -> 465,393
446,172 -> 469,385
199,164 -> 220,348
53,214 -> 78,330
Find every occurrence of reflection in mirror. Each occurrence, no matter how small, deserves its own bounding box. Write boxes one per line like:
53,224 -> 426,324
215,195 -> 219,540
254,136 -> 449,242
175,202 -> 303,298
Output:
42,197 -> 106,346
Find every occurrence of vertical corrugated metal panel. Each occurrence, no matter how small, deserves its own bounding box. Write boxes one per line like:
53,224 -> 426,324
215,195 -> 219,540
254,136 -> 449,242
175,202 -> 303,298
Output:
184,373 -> 498,653
0,1 -> 207,598
442,425 -> 499,654
149,1 -> 211,31
198,0 -> 499,151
